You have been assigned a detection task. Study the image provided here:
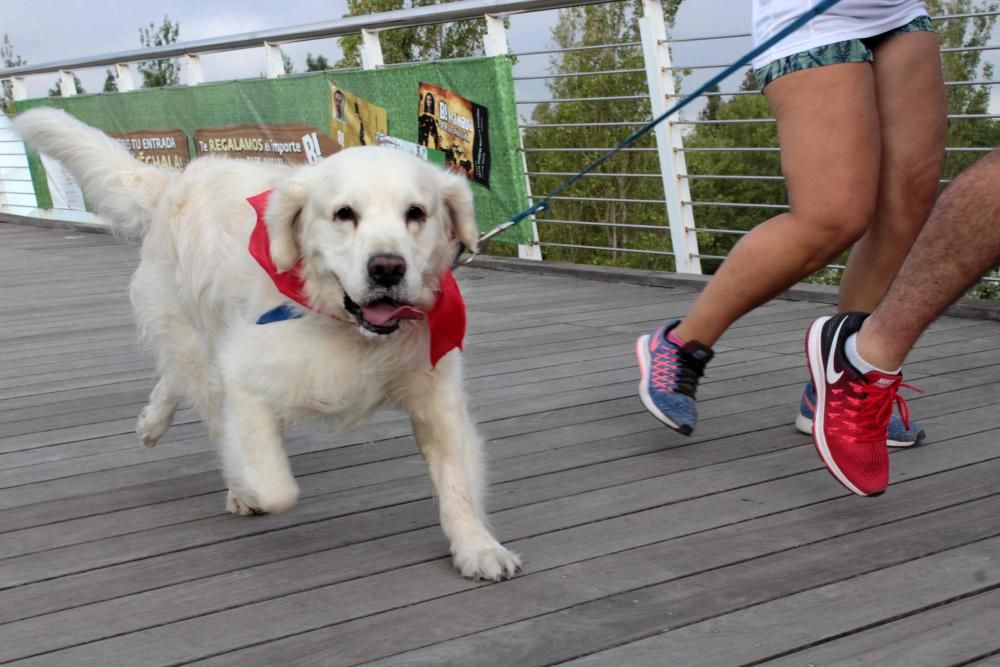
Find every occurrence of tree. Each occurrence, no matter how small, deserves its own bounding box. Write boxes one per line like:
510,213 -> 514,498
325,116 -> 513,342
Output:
1,33 -> 26,113
282,49 -> 295,75
335,0 -> 487,68
47,73 -> 86,97
524,0 -> 682,270
681,69 -> 781,273
680,0 -> 999,277
306,53 -> 332,71
138,15 -> 181,88
925,0 -> 1000,177
103,69 -> 119,92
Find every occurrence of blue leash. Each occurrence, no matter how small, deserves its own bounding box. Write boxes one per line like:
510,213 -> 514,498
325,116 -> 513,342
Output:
454,0 -> 843,266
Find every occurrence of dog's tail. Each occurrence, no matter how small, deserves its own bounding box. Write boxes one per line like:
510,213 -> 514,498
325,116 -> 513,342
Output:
13,107 -> 175,239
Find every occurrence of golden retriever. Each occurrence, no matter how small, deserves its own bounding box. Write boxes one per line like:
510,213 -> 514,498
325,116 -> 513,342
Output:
14,108 -> 520,581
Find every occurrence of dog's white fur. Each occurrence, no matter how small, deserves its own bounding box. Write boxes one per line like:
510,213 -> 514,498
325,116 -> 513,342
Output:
15,108 -> 520,581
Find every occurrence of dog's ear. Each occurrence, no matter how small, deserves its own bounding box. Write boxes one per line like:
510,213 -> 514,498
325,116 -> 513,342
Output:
439,170 -> 478,253
265,175 -> 308,272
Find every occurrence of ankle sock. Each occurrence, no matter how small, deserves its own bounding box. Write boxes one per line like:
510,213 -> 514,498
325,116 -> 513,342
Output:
845,333 -> 901,376
666,328 -> 686,348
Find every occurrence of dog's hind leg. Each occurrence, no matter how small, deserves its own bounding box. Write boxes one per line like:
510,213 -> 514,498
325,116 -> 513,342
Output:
136,378 -> 179,447
404,355 -> 521,581
219,385 -> 300,516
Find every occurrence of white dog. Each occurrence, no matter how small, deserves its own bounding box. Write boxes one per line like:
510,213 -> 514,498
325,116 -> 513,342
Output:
15,108 -> 520,581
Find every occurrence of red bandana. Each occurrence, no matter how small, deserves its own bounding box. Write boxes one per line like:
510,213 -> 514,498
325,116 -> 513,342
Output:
247,190 -> 466,368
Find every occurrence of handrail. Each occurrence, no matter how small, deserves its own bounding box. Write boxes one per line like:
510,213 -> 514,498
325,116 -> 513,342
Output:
0,0 -> 612,78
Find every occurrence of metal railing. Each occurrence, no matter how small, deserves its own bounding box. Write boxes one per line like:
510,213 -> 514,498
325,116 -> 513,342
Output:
2,0 -> 999,290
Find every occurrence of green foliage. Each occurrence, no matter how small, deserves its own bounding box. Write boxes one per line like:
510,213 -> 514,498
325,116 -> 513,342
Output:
524,0 -> 682,270
1,33 -> 26,113
47,73 -> 86,97
683,69 -> 781,273
306,53 -> 333,71
926,0 -> 1000,177
138,15 -> 181,88
103,69 -> 119,92
335,0 -> 486,68
529,0 -> 999,289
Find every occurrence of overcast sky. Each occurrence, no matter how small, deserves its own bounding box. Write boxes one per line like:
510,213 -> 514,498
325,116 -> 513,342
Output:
2,0 -> 754,117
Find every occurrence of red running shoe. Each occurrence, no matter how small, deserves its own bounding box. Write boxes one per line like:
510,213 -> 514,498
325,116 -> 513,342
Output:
805,312 -> 914,497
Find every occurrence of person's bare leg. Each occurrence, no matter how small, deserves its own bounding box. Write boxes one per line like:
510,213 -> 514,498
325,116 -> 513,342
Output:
674,63 -> 881,346
838,31 -> 946,312
857,149 -> 1000,370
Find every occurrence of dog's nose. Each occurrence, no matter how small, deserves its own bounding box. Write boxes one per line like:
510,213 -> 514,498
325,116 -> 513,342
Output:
367,254 -> 407,287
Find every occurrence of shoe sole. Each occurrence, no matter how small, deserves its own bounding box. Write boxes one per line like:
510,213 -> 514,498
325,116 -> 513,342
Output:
794,414 -> 924,448
805,317 -> 880,497
636,334 -> 692,436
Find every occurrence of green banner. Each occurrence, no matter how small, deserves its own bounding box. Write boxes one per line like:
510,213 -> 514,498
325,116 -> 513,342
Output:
17,57 -> 529,244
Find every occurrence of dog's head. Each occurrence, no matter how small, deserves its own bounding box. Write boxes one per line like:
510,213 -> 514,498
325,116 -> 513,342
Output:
264,147 -> 478,336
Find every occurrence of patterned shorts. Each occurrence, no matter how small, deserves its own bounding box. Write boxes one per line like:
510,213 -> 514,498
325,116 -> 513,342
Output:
755,15 -> 936,89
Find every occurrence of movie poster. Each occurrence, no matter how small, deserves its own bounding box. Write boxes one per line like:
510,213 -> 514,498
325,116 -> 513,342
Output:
108,129 -> 191,169
329,83 -> 388,150
417,82 -> 490,188
193,124 -> 339,165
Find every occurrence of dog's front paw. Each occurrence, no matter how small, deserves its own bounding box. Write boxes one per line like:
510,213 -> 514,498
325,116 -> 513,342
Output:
136,405 -> 173,448
453,540 -> 522,581
224,480 -> 299,516
225,490 -> 264,516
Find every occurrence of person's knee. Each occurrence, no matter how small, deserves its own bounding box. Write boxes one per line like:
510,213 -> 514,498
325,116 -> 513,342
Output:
796,198 -> 876,248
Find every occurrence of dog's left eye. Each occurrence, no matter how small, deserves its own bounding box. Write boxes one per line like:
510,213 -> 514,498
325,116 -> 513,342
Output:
334,206 -> 356,223
405,206 -> 426,224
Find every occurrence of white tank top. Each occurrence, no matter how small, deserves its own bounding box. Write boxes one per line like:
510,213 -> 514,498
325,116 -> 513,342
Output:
752,0 -> 928,70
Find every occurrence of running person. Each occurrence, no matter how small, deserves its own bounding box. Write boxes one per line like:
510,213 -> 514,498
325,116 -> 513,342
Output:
637,1 -> 946,446
806,148 -> 1000,496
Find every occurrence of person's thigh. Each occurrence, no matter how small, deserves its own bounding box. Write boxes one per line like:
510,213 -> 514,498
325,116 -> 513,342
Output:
838,29 -> 946,311
873,29 -> 946,226
765,61 -> 882,240
675,62 -> 882,345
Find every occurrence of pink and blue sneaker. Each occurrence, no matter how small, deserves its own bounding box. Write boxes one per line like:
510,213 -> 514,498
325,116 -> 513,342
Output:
636,320 -> 714,436
796,379 -> 925,448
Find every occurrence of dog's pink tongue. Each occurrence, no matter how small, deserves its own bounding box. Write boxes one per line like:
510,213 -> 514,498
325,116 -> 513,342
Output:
361,303 -> 425,326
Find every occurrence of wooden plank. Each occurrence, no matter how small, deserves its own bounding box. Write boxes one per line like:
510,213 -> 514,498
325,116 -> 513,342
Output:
2,406 -> 997,651
1,349 -> 993,541
280,495 -> 1000,667
561,537 -> 1000,666
759,587 -> 1000,667
27,460 -> 999,666
3,223 -> 1000,665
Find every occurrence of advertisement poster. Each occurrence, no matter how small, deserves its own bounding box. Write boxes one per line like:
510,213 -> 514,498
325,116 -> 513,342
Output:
193,123 -> 339,165
38,154 -> 86,211
330,83 -> 388,149
376,135 -> 428,161
417,82 -> 490,188
108,129 -> 191,169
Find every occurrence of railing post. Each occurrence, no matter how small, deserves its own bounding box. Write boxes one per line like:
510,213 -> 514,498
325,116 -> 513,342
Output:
114,63 -> 135,92
483,13 -> 542,261
638,0 -> 701,274
360,29 -> 384,70
58,70 -> 78,97
10,77 -> 27,101
0,108 -> 38,212
184,55 -> 204,85
264,42 -> 285,78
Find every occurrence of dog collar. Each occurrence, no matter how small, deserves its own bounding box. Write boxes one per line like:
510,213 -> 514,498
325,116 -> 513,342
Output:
247,190 -> 465,368
256,303 -> 304,325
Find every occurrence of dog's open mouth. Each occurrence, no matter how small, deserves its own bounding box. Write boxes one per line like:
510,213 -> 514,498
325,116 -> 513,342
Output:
344,295 -> 424,335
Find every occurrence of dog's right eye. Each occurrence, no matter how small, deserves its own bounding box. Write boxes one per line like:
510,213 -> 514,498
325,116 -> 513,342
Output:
334,207 -> 356,223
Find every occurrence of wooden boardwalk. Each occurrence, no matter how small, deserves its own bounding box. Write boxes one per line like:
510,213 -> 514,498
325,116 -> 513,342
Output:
1,222 -> 999,667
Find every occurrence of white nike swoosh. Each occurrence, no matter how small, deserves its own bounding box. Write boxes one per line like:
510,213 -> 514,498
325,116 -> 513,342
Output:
825,319 -> 847,385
